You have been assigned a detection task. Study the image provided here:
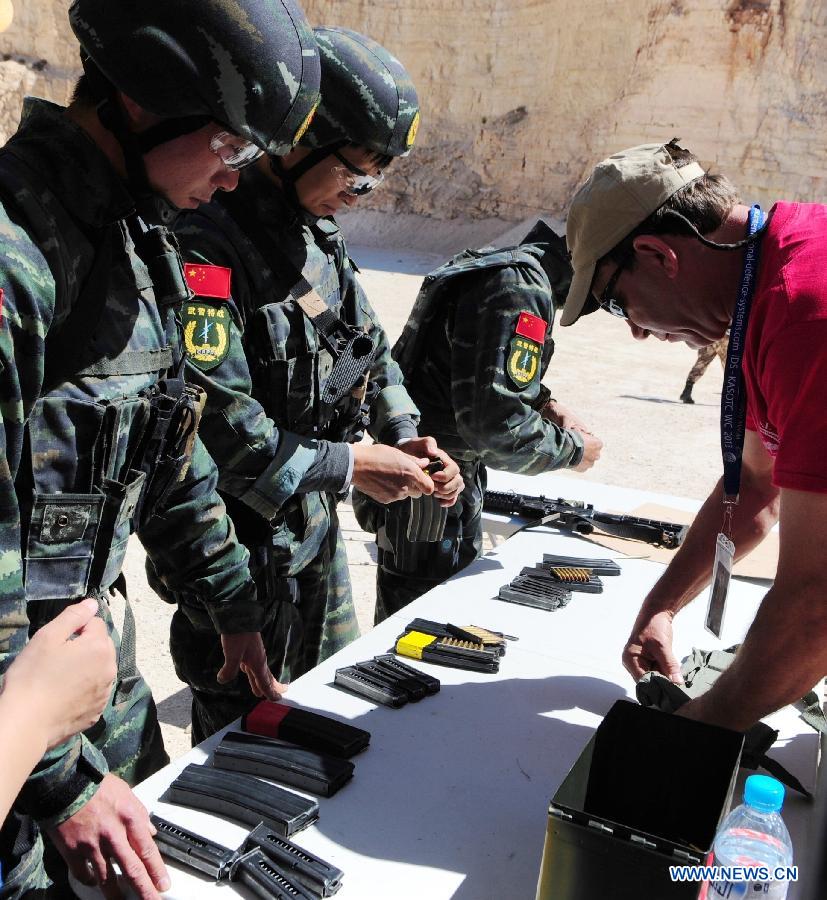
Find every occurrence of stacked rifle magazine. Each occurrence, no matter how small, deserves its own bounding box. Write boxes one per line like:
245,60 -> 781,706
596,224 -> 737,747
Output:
151,815 -> 343,897
213,731 -> 355,798
498,554 -> 621,611
166,762 -> 320,837
334,653 -> 441,707
158,703 -> 369,895
241,701 -> 371,758
394,618 -> 511,674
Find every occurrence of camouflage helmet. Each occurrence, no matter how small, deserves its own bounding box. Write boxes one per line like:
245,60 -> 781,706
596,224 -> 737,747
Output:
68,0 -> 321,156
301,27 -> 420,158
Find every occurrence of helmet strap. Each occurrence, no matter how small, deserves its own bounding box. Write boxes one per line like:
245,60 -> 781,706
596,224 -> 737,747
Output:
85,53 -> 208,227
269,140 -> 348,212
133,115 -> 212,154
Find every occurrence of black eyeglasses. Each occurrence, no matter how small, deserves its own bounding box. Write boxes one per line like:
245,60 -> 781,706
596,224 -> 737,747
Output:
597,257 -> 630,320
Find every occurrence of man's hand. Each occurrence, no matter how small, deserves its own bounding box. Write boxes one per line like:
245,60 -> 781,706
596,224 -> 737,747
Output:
48,774 -> 170,899
399,436 -> 463,507
572,432 -> 603,472
351,442 -> 435,504
540,400 -> 603,472
4,598 -> 116,751
218,632 -> 287,700
540,399 -> 590,432
622,608 -> 683,684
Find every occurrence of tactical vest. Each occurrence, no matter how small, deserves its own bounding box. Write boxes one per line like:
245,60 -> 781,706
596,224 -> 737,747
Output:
0,151 -> 200,603
218,191 -> 373,446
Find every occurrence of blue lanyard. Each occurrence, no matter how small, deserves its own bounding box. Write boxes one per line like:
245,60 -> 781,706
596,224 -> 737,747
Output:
721,204 -> 766,502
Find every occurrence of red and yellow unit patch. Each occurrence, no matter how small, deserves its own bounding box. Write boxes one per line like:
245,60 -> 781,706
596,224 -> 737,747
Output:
184,263 -> 231,300
507,312 -> 547,388
182,301 -> 230,371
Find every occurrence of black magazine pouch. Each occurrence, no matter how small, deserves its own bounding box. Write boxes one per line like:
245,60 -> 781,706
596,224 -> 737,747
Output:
24,492 -> 104,600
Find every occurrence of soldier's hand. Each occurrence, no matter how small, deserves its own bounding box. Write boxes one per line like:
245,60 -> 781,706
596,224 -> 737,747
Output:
572,432 -> 603,472
49,774 -> 170,899
399,436 -> 464,507
351,442 -> 434,504
4,598 -> 116,750
218,632 -> 287,701
540,399 -> 590,433
622,608 -> 684,684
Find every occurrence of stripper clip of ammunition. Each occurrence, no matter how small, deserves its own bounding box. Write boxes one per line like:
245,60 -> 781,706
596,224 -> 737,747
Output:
520,565 -> 603,594
395,630 -> 500,673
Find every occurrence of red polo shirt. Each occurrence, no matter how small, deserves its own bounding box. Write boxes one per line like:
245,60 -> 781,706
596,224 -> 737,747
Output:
743,201 -> 827,492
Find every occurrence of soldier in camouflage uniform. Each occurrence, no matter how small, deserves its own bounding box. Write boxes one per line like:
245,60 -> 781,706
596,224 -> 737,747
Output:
679,333 -> 729,403
354,222 -> 604,620
157,27 -> 462,744
0,1 -> 320,897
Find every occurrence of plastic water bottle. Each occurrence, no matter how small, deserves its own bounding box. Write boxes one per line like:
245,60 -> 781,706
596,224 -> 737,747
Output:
708,774 -> 794,899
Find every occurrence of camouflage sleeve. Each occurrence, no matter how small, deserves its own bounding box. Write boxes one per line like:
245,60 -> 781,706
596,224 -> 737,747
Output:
173,216 -> 347,525
339,250 -> 419,443
139,435 -> 264,633
0,217 -> 109,824
451,264 -> 583,474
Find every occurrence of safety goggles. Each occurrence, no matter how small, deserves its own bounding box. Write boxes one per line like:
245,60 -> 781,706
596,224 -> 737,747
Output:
331,150 -> 385,196
209,131 -> 264,172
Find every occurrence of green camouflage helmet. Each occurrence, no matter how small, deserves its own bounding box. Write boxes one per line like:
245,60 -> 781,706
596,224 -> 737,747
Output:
68,0 -> 321,155
302,27 -> 420,158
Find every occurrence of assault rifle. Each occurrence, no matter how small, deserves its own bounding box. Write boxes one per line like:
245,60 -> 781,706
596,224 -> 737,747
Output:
483,490 -> 688,549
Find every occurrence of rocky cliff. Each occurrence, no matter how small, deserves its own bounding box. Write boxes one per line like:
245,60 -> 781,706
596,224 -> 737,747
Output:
3,0 -> 824,247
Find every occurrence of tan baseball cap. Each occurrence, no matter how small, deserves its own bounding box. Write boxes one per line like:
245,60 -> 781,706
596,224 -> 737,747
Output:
561,142 -> 705,326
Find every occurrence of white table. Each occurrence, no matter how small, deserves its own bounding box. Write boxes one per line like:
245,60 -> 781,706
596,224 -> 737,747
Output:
85,475 -> 818,900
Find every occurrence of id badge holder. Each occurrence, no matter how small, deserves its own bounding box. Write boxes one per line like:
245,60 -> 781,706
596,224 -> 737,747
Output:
705,532 -> 735,637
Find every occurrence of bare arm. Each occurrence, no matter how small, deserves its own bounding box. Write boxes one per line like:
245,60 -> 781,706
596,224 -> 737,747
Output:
679,486 -> 827,730
0,601 -> 115,822
623,430 -> 780,681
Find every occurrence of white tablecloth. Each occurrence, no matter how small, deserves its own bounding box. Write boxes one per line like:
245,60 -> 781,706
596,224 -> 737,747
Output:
82,474 -> 818,899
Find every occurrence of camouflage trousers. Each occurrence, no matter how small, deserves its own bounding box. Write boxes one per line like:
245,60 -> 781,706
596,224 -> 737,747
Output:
354,460 -> 486,624
685,337 -> 727,385
0,593 -> 167,899
169,504 -> 359,745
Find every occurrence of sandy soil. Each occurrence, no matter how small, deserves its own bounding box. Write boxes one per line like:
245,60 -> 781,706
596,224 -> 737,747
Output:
128,242 -> 724,760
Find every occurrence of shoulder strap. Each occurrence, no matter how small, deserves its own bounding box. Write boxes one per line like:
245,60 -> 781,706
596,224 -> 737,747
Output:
393,245 -> 548,377
219,190 -> 356,353
0,150 -> 176,390
42,223 -> 117,393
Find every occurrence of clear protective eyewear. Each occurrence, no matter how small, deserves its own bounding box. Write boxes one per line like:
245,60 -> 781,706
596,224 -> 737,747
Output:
209,131 -> 264,172
331,150 -> 385,196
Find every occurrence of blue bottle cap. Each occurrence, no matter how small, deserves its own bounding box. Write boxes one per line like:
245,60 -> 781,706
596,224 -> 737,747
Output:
744,774 -> 785,813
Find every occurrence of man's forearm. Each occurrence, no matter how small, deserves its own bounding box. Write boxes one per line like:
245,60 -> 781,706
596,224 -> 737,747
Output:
0,691 -> 47,821
679,579 -> 827,730
643,474 -> 779,616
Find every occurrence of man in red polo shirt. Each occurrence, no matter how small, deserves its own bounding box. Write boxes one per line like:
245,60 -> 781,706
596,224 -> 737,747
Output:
562,139 -> 827,731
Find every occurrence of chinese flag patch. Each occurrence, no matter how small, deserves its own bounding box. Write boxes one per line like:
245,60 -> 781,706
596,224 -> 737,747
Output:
515,311 -> 547,344
184,263 -> 231,300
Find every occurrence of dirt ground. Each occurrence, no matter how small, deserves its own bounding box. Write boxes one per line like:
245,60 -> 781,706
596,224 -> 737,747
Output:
127,242 -> 724,760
